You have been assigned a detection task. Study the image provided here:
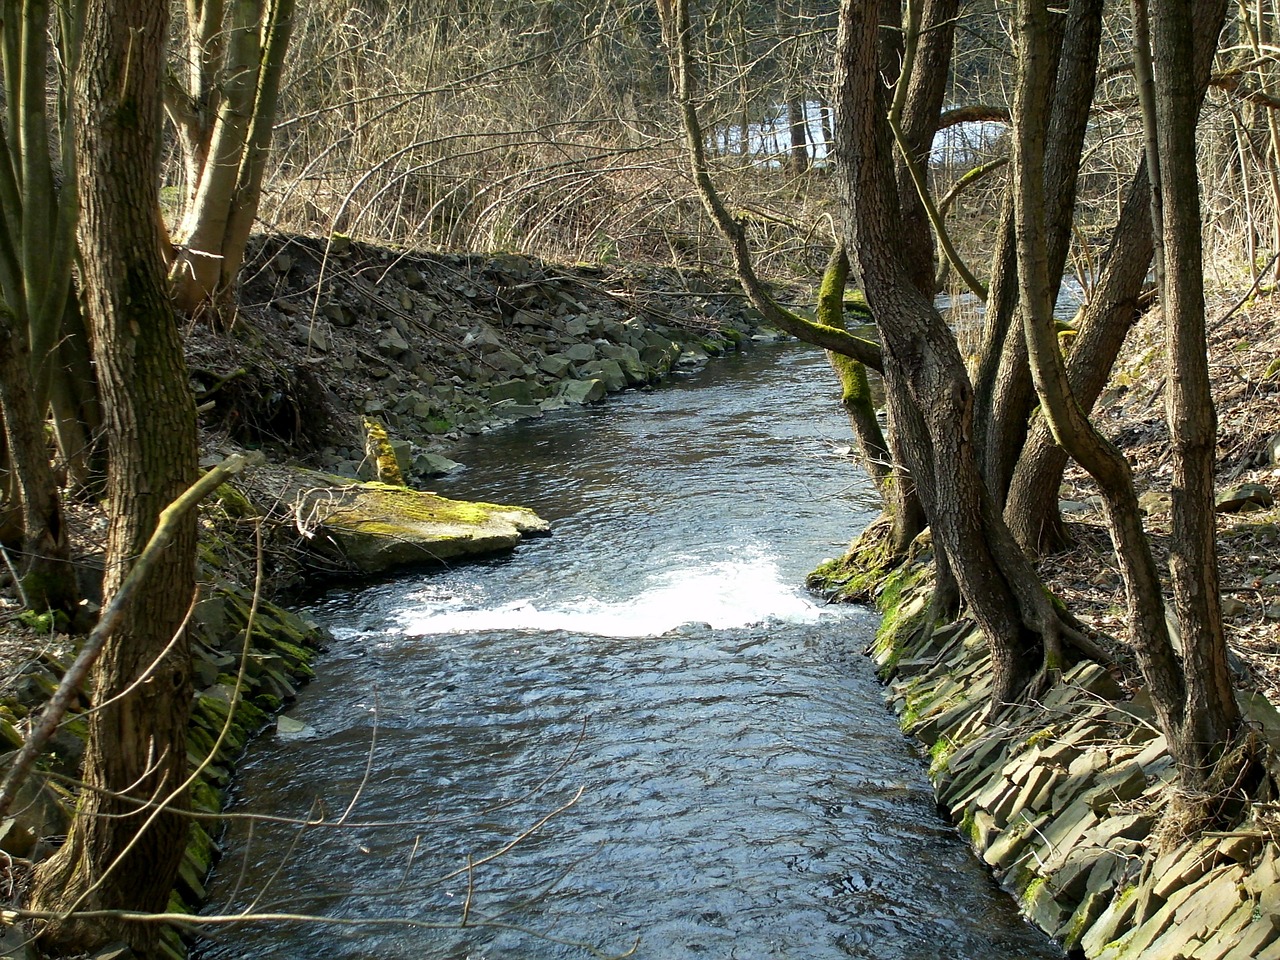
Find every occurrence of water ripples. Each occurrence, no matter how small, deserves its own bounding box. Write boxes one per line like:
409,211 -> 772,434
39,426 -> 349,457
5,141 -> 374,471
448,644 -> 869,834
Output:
198,347 -> 1060,960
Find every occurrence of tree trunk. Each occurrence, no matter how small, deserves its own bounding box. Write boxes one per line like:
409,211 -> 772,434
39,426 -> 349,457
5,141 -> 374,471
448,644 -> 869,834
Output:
892,0 -> 958,298
1005,164 -> 1154,554
29,0 -> 200,954
817,247 -> 893,496
0,304 -> 76,613
1142,0 -> 1241,791
1004,0 -> 1228,555
835,0 -> 1060,705
787,94 -> 809,173
167,0 -> 296,317
975,0 -> 1102,508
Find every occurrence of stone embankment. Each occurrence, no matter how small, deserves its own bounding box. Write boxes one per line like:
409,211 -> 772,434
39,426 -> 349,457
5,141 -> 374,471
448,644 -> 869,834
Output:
0,577 -> 325,960
838,562 -> 1280,960
200,234 -> 781,490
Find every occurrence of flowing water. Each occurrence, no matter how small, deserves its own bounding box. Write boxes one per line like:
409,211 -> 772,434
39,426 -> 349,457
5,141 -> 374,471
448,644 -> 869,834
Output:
198,345 -> 1061,960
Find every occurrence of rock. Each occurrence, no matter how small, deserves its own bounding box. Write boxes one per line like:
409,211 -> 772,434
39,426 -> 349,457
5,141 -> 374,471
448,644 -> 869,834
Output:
538,354 -> 574,378
276,715 -> 317,740
322,301 -> 355,326
557,378 -> 607,405
676,346 -> 709,369
577,359 -> 627,392
1216,482 -> 1274,512
1220,595 -> 1249,617
462,325 -> 503,351
376,329 -> 411,358
489,378 -> 535,405
1138,490 -> 1172,515
411,452 -> 462,477
641,344 -> 677,370
290,321 -> 329,352
1263,432 -> 1280,465
487,349 -> 525,374
292,472 -> 550,574
492,401 -> 543,421
618,354 -> 651,386
1059,500 -> 1094,516
0,778 -> 69,857
563,342 -> 596,363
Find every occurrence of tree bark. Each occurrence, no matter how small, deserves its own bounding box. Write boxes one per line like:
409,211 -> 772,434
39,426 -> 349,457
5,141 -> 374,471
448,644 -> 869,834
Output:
1141,0 -> 1241,789
1004,0 -> 1228,556
787,94 -> 809,173
168,0 -> 296,317
975,0 -> 1102,508
1005,164 -> 1154,553
892,0 -> 959,298
29,0 -> 201,953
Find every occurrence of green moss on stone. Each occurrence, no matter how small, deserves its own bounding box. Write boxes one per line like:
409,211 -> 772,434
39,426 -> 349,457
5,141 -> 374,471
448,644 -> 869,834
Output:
254,692 -> 283,712
213,482 -> 258,519
1020,875 -> 1049,908
929,735 -> 957,778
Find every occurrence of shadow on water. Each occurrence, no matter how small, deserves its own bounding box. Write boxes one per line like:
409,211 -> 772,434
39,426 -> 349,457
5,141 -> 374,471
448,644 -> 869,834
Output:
197,345 -> 1062,960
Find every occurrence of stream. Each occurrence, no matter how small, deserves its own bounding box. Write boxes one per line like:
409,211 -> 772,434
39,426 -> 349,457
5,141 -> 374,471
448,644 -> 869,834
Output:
197,344 -> 1061,959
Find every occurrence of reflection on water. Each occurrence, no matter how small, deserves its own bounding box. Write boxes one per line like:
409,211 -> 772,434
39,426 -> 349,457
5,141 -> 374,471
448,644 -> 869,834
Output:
197,345 -> 1061,960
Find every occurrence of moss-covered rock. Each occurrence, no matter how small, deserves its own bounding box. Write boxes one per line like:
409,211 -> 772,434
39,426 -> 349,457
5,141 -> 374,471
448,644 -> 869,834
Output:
294,473 -> 550,574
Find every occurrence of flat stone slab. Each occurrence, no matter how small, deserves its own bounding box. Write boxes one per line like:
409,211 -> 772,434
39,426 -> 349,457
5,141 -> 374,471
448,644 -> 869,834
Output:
289,472 -> 550,574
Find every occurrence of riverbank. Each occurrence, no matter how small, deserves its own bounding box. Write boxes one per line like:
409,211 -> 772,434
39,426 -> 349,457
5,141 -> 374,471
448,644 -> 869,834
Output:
828,557 -> 1280,958
808,297 -> 1280,956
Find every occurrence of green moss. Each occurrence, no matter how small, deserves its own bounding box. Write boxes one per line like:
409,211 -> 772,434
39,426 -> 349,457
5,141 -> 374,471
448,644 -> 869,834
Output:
1020,874 -> 1048,907
807,529 -> 903,603
254,692 -> 283,712
190,780 -> 223,816
363,417 -> 405,485
0,717 -> 24,751
842,290 -> 872,319
329,484 -> 499,527
929,735 -> 957,777
60,715 -> 88,743
422,415 -> 452,434
17,608 -> 68,634
871,566 -> 929,668
213,482 -> 258,519
1023,725 -> 1059,750
269,638 -> 316,676
831,353 -> 875,408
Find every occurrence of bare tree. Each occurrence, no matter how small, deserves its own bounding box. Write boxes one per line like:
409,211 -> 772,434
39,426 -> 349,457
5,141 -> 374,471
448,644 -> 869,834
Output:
166,0 -> 297,318
28,0 -> 202,954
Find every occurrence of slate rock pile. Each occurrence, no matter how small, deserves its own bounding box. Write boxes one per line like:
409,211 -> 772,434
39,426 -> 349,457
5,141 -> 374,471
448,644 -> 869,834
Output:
870,570 -> 1280,960
207,235 -> 783,485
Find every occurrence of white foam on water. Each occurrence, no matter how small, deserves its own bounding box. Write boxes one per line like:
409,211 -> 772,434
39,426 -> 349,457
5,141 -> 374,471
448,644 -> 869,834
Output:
395,553 -> 826,638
